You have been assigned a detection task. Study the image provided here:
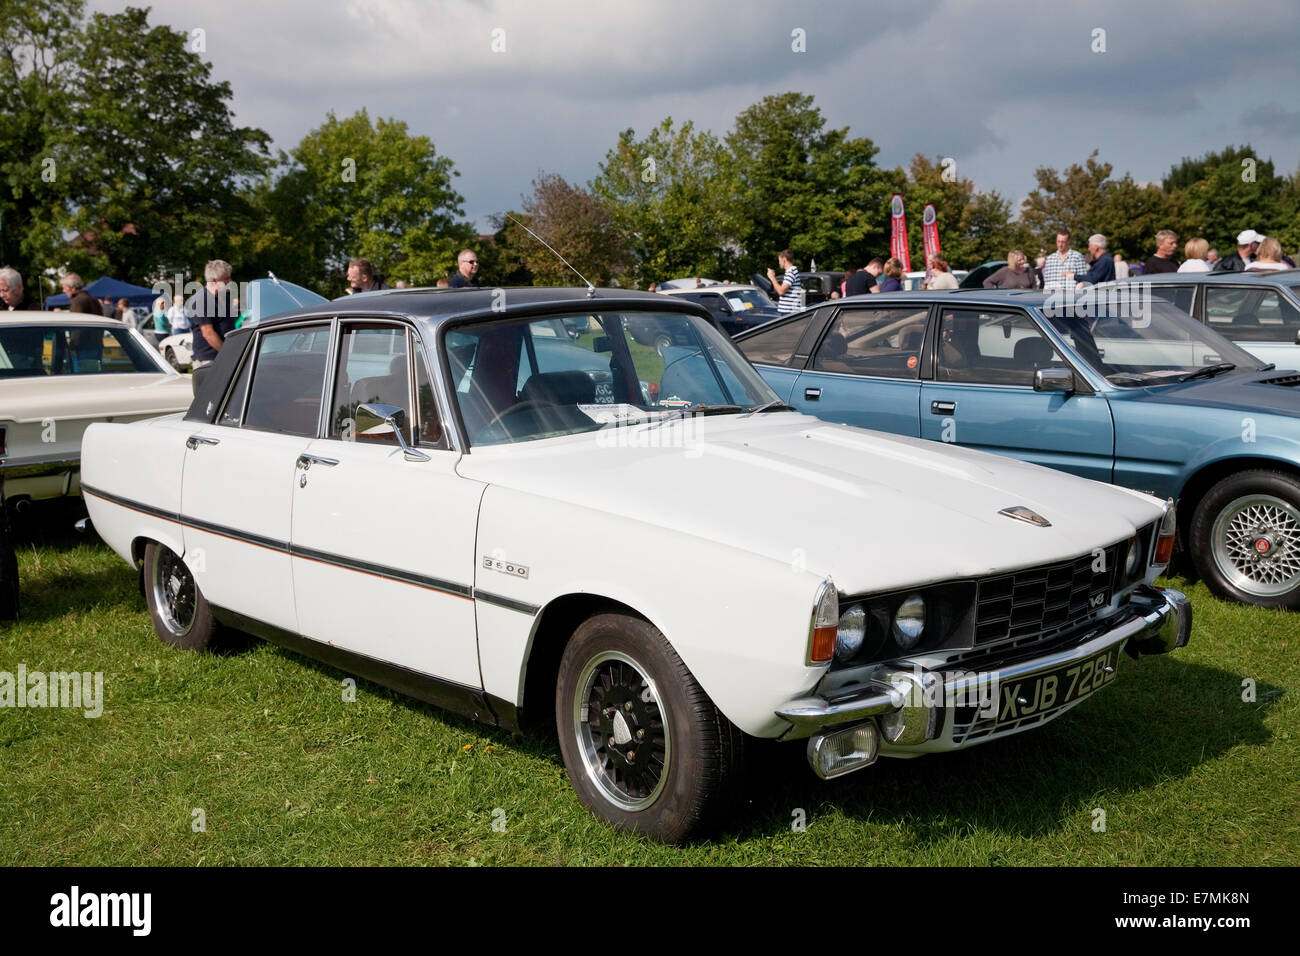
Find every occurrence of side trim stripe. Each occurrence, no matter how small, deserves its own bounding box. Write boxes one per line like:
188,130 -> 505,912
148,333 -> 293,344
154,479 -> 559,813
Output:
84,483 -> 531,613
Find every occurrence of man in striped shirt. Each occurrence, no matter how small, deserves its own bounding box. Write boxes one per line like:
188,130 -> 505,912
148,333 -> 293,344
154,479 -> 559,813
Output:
1041,229 -> 1086,291
767,249 -> 803,313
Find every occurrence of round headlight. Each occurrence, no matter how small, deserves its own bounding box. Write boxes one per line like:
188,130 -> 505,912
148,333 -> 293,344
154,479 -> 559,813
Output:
835,604 -> 866,661
892,594 -> 926,650
1125,536 -> 1141,578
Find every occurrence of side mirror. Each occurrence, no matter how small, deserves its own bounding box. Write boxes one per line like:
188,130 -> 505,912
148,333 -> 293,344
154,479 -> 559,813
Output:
1294,328 -> 1300,345
355,402 -> 430,462
1034,367 -> 1075,394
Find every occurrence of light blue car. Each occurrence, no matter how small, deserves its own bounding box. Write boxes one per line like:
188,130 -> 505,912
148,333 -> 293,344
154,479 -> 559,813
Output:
737,288 -> 1300,609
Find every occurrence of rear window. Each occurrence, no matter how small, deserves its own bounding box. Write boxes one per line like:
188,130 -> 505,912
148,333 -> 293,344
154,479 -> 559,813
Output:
0,324 -> 160,377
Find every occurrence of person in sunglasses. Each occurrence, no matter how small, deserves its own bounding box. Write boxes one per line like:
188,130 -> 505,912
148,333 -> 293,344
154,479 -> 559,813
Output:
448,249 -> 481,288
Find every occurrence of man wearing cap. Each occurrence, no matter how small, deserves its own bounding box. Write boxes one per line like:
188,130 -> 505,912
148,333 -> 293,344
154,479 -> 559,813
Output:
1214,230 -> 1261,272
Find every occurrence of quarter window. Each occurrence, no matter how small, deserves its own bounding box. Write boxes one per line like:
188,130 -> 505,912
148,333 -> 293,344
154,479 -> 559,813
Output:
812,307 -> 928,379
241,324 -> 332,437
737,313 -> 816,366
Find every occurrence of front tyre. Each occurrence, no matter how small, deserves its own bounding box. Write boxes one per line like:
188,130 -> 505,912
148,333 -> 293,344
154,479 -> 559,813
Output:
1191,469 -> 1300,609
143,541 -> 220,650
556,613 -> 744,842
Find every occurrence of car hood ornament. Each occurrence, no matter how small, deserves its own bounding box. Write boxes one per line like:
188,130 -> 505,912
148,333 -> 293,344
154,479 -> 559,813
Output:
999,505 -> 1052,527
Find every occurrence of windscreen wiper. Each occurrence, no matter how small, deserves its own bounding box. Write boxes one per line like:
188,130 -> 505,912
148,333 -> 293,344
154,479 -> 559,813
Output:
1179,363 -> 1236,383
743,399 -> 796,416
645,403 -> 745,429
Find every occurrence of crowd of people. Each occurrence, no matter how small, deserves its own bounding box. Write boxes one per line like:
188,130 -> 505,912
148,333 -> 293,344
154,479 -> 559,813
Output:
758,225 -> 1297,307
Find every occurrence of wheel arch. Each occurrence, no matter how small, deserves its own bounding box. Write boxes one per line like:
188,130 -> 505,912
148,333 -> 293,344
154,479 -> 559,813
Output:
1177,456 -> 1300,543
516,592 -> 653,735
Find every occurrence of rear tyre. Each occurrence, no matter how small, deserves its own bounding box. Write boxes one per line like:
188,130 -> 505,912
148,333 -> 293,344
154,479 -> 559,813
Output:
1190,470 -> 1300,609
143,541 -> 220,650
556,613 -> 744,843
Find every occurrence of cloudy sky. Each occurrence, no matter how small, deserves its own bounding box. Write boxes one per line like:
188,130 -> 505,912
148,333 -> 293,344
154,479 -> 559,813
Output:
92,0 -> 1300,232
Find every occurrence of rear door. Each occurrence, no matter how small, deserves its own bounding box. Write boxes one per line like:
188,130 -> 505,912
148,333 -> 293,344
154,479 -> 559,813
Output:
786,303 -> 929,437
918,307 -> 1116,482
1204,283 -> 1300,368
181,321 -> 331,633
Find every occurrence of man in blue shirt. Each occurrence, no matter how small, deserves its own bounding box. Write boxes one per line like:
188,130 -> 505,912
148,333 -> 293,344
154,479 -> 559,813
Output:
1072,234 -> 1117,286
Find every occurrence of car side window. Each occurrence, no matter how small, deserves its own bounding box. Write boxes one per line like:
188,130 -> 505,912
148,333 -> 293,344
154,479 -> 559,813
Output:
736,313 -> 816,366
812,307 -> 927,379
241,323 -> 332,437
1147,285 -> 1195,315
1205,286 -> 1300,342
935,309 -> 1062,386
329,324 -> 412,445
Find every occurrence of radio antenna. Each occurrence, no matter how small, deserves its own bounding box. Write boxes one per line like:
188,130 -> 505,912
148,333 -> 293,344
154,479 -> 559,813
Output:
504,214 -> 596,297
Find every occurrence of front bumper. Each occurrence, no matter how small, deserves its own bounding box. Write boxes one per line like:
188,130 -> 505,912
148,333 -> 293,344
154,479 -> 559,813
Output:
777,585 -> 1191,777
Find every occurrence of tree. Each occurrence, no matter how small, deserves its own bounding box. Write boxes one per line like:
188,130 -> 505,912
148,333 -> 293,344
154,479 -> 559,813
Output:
900,154 -> 1019,267
54,6 -> 273,281
508,172 -> 630,286
724,92 -> 896,274
260,109 -> 471,292
0,0 -> 83,294
1019,150 -> 1177,260
592,118 -> 738,284
1164,145 -> 1289,252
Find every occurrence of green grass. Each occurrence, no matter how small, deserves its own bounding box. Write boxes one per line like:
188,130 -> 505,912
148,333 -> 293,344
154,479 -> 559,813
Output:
2,504 -> 1296,865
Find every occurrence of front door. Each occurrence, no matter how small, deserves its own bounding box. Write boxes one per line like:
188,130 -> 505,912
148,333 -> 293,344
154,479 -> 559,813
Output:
289,322 -> 486,690
918,307 -> 1116,483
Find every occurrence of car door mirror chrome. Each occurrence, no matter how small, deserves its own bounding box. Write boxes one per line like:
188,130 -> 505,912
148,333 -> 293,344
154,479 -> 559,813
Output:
1034,368 -> 1075,393
355,402 -> 430,462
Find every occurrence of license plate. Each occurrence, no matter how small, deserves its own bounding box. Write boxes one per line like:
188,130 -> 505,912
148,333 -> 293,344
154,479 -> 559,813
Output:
996,645 -> 1121,724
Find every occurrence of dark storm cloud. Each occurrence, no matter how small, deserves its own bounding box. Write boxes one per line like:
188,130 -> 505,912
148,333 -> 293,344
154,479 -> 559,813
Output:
91,0 -> 1300,230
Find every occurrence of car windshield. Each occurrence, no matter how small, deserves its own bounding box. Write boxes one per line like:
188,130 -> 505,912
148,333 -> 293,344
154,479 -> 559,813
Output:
0,324 -> 161,377
724,289 -> 773,311
1039,295 -> 1265,387
445,311 -> 781,446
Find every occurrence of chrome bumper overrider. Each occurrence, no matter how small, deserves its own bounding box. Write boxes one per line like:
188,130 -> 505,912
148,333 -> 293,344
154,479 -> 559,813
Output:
777,585 -> 1191,777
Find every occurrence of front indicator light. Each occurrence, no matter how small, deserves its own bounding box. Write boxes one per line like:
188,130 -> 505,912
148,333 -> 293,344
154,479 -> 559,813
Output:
892,594 -> 926,649
1154,501 -> 1177,567
807,722 -> 879,779
808,580 -> 839,664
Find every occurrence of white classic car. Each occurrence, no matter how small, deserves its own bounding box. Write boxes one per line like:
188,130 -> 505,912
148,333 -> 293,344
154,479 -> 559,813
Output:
158,330 -> 193,370
82,288 -> 1191,841
0,312 -> 194,504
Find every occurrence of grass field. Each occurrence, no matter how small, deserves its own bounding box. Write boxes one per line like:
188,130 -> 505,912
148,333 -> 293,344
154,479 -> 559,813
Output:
2,501 -> 1296,865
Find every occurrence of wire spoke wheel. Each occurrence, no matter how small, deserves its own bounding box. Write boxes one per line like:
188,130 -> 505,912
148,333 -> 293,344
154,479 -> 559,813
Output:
1211,494 -> 1300,597
151,546 -> 196,636
572,650 -> 670,811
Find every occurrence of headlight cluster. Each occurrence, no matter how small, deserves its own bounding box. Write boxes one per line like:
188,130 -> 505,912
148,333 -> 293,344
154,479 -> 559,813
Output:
831,585 -> 972,664
1119,520 -> 1161,586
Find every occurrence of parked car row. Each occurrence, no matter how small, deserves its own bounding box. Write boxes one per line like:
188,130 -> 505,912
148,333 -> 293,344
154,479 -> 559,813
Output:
736,287 -> 1300,609
81,286 -> 1191,841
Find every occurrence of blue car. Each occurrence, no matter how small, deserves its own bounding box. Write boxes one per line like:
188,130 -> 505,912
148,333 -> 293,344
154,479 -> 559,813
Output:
737,288 -> 1300,609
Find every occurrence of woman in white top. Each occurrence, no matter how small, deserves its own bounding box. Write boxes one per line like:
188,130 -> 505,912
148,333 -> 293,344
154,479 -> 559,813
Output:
1176,237 -> 1211,272
1246,237 -> 1288,271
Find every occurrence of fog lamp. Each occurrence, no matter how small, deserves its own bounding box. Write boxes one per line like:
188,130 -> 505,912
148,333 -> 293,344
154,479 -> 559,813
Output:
807,722 -> 880,779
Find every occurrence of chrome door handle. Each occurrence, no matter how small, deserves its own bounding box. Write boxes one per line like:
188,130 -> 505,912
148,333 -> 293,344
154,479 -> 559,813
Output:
296,454 -> 339,470
804,387 -> 822,401
186,435 -> 220,449
931,401 -> 956,415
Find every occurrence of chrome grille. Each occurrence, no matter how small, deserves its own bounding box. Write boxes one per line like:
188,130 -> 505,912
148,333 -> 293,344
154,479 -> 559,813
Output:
974,547 -> 1118,646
